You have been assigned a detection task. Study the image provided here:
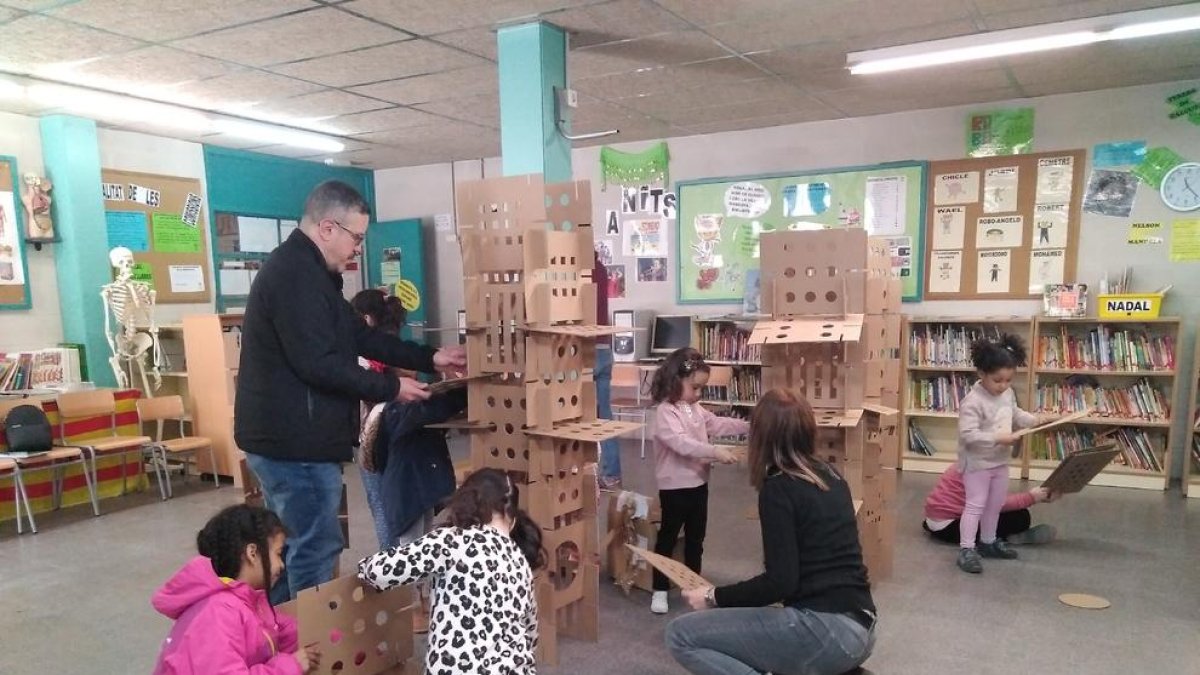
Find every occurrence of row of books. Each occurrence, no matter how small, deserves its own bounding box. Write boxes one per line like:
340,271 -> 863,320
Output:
0,349 -> 81,392
1191,436 -> 1200,474
1033,379 -> 1170,421
907,423 -> 936,456
1035,327 -> 1175,371
702,370 -> 762,404
697,322 -> 762,363
907,324 -> 1005,368
1028,427 -> 1163,472
908,373 -> 977,412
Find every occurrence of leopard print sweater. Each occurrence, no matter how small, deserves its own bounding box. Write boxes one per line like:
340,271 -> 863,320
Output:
358,525 -> 538,674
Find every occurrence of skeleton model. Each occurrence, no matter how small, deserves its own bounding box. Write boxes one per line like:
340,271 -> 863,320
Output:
101,247 -> 164,392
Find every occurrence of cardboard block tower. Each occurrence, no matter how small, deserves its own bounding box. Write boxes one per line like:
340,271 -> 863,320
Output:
751,228 -> 902,580
454,174 -> 641,664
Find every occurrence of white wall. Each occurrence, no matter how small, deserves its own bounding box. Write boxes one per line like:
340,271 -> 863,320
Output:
0,111 -> 60,352
374,78 -> 1200,480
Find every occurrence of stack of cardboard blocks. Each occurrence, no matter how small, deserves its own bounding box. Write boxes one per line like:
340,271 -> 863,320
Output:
751,229 -> 901,581
454,174 -> 641,665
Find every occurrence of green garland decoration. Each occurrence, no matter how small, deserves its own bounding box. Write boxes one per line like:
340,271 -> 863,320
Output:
599,142 -> 669,190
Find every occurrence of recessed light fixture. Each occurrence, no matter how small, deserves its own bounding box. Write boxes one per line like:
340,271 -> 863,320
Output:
849,4 -> 1200,74
213,119 -> 345,152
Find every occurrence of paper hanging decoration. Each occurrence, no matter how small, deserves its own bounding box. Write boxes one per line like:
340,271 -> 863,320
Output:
599,142 -> 669,190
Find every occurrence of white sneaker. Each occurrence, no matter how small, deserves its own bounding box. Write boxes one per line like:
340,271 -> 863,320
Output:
650,591 -> 669,614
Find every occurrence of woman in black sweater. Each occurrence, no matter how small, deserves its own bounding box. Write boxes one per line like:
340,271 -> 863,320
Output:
665,388 -> 877,675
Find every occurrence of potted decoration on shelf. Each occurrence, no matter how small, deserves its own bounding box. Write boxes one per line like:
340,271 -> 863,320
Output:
20,172 -> 57,248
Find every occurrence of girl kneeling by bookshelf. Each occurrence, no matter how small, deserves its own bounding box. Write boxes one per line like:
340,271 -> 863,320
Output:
955,335 -> 1054,574
666,388 -> 876,675
358,468 -> 544,675
923,463 -> 1061,546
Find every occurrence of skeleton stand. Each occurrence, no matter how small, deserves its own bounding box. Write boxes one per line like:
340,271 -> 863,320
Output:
102,251 -> 164,394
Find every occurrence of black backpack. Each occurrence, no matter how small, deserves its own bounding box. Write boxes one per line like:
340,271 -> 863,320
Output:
3,404 -> 53,455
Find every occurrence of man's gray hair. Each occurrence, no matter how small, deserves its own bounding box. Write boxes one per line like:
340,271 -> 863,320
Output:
302,180 -> 371,226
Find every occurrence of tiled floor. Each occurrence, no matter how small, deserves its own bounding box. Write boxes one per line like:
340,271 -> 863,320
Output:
2,439 -> 1197,675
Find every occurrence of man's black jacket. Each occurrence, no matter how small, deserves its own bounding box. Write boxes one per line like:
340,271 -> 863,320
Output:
235,229 -> 435,463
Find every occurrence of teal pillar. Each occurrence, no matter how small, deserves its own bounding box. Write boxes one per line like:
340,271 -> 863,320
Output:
497,21 -> 572,181
40,115 -> 115,387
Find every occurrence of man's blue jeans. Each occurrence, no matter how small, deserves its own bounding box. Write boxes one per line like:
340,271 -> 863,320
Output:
666,605 -> 875,675
245,454 -> 344,605
594,346 -> 621,479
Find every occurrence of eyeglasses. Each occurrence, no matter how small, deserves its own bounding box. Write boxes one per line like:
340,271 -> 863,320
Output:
327,219 -> 366,245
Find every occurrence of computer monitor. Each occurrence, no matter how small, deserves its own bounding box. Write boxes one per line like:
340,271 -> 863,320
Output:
651,315 -> 693,355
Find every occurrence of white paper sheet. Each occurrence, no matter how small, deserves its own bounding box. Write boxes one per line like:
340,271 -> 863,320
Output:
932,206 -> 966,250
238,216 -> 280,253
976,215 -> 1024,249
983,167 -> 1019,213
1029,248 -> 1066,293
929,251 -> 962,294
1036,156 -> 1074,204
219,268 -> 252,296
865,175 -> 906,235
168,265 -> 206,293
934,172 -> 980,205
976,249 -> 1011,294
1032,203 -> 1069,248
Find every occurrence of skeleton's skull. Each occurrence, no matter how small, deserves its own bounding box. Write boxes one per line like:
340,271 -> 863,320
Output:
109,247 -> 135,280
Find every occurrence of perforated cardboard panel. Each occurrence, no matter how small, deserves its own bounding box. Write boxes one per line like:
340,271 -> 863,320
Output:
761,342 -> 864,409
543,180 -> 593,231
761,229 -> 868,315
749,316 -> 864,345
524,419 -> 644,442
526,378 -> 594,430
529,436 -> 598,479
465,325 -> 525,374
455,174 -> 546,235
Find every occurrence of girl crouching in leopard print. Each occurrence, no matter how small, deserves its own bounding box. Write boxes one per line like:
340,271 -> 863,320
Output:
358,468 -> 546,674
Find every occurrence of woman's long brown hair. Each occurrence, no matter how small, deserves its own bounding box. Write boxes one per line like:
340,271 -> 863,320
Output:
748,388 -> 829,491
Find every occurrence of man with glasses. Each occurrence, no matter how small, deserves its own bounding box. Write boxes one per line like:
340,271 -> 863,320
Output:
236,180 -> 466,603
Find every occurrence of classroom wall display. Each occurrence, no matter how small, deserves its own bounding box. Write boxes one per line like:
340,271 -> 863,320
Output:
0,156 -> 32,309
923,149 -> 1085,300
102,168 -> 211,304
675,161 -> 927,304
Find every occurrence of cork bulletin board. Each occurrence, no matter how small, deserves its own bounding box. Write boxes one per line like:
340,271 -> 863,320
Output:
923,149 -> 1086,301
0,156 -> 32,309
101,169 -> 211,304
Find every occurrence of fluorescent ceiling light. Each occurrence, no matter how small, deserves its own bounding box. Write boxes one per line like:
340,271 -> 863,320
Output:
849,4 -> 1200,74
0,78 -> 23,99
212,119 -> 345,152
28,83 -> 210,132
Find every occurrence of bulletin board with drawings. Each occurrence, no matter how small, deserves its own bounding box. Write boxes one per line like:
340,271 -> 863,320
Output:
102,169 -> 211,304
0,156 -> 32,309
923,149 -> 1085,301
675,161 -> 928,305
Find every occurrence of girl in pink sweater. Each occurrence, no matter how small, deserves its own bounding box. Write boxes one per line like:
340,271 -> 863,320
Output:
649,348 -> 748,614
923,464 -> 1060,546
151,505 -> 320,674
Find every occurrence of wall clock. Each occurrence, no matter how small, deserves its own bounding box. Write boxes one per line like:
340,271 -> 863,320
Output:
1160,161 -> 1200,211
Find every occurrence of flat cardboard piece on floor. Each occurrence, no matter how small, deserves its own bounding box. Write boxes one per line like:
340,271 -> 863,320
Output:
1012,409 -> 1092,438
749,315 -> 864,345
626,545 -> 711,591
1039,444 -> 1120,494
525,419 -> 643,442
1058,593 -> 1111,609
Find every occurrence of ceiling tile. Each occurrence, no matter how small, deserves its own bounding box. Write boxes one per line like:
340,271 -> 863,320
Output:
168,70 -> 326,110
197,131 -> 279,150
619,77 -> 802,116
352,119 -> 493,146
45,47 -> 241,95
248,89 -> 392,119
0,15 -> 145,73
574,56 -> 765,100
654,94 -> 829,126
677,109 -> 840,136
429,27 -> 497,60
975,0 -> 1187,31
342,0 -> 602,36
348,65 -> 497,105
649,0 -> 806,27
1018,65 -> 1200,98
322,107 -> 443,134
0,6 -> 20,22
413,93 -> 500,128
570,30 -> 731,79
0,0 -> 61,9
797,62 -> 1011,95
49,0 -> 317,41
271,39 -> 486,87
170,8 -> 404,67
546,0 -> 689,47
820,84 -> 1020,117
1007,36 -> 1200,85
743,43 -> 849,76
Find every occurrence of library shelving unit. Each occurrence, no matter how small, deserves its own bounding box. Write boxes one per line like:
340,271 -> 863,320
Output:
1027,317 -> 1180,491
899,316 -> 1035,478
694,316 -> 763,410
1184,329 -> 1199,499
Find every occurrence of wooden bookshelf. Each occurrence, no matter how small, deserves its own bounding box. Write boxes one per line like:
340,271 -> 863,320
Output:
1186,329 -> 1200,499
183,313 -> 244,485
900,316 -> 1035,478
1027,317 -> 1180,491
695,317 -> 763,409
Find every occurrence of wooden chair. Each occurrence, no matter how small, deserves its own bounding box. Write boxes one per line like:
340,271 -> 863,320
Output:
137,395 -> 218,500
0,399 -> 99,530
611,363 -> 650,458
54,390 -> 152,507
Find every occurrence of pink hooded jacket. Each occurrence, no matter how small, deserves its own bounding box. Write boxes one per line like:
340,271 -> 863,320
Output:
152,556 -> 301,675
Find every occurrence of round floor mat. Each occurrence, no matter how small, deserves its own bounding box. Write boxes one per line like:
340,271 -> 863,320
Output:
1058,593 -> 1111,609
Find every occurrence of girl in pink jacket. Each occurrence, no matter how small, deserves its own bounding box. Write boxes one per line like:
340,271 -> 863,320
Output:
649,348 -> 748,614
152,505 -> 320,674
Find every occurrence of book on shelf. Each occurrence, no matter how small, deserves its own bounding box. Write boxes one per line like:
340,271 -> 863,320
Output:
1036,325 -> 1175,371
0,348 -> 82,392
697,322 -> 762,362
907,423 -> 936,456
908,324 -> 1007,368
1034,378 -> 1170,422
1028,426 -> 1163,472
702,369 -> 762,405
908,373 -> 977,412
1191,436 -> 1200,474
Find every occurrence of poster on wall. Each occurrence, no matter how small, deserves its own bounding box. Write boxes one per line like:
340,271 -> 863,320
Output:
623,218 -> 665,257
1032,203 -> 1069,248
864,175 -> 906,235
1035,156 -> 1074,203
967,108 -> 1034,157
0,189 -> 24,285
983,167 -> 1019,213
976,215 -> 1024,248
881,235 -> 913,279
380,247 -> 403,288
976,249 -> 1011,293
932,206 -> 966,250
595,238 -> 615,266
929,251 -> 962,294
1082,169 -> 1137,217
606,265 -> 626,299
637,257 -> 668,282
1028,248 -> 1066,292
934,172 -> 980,205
